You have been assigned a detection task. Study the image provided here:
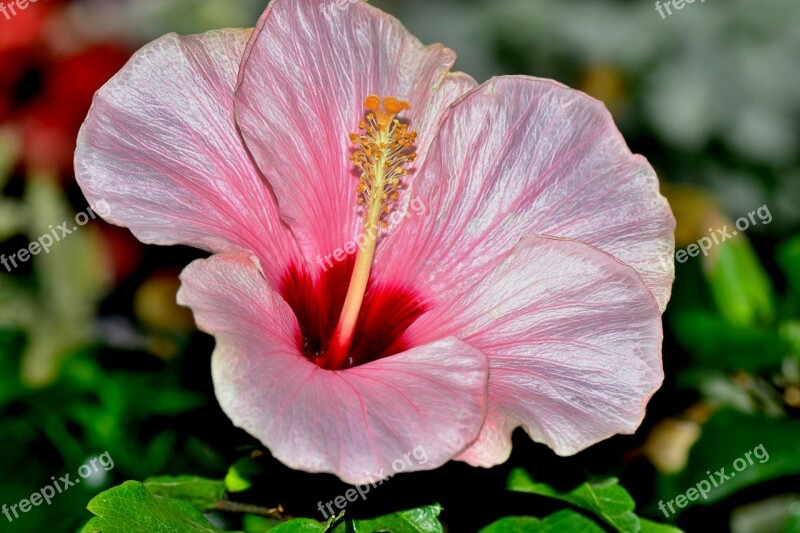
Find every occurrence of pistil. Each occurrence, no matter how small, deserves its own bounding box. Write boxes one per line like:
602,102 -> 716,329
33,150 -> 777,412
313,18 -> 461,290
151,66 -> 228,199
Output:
321,96 -> 416,370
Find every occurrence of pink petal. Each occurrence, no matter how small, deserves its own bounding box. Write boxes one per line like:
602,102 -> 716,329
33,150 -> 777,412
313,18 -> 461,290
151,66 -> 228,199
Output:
403,235 -> 664,465
75,29 -> 302,288
177,254 -> 489,484
375,76 -> 675,312
234,0 -> 476,263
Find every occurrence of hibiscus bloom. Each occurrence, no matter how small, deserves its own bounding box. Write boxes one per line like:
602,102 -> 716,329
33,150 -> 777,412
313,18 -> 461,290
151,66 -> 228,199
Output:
75,0 -> 675,483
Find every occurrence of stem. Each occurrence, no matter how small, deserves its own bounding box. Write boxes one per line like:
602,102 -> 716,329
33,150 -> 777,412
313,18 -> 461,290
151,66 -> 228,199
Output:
213,500 -> 285,518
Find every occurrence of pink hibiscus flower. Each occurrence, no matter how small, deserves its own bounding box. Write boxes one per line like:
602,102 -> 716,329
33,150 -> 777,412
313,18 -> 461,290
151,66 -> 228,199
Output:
75,0 -> 675,483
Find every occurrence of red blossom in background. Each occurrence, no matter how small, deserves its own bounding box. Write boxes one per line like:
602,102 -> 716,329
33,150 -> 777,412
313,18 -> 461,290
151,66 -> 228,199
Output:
1,0 -> 129,174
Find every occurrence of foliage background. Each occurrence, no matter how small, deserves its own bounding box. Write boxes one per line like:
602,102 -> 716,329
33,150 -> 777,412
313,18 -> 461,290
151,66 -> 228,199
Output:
1,0 -> 798,531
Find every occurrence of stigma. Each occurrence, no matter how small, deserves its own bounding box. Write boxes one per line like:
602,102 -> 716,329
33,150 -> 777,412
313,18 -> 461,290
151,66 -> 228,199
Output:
349,96 -> 417,227
320,95 -> 417,370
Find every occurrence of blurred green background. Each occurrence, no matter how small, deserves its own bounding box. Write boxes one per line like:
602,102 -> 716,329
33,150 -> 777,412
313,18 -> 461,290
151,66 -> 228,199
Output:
1,0 -> 798,531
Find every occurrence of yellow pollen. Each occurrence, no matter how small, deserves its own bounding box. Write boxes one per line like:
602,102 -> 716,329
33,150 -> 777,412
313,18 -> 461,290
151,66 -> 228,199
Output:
322,95 -> 417,369
348,96 -> 417,225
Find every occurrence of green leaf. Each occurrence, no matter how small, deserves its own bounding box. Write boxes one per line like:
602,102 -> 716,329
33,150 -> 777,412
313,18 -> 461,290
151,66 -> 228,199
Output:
780,321 -> 800,357
671,311 -> 787,372
143,476 -> 226,512
268,519 -> 326,532
480,510 -> 606,532
703,236 -> 774,327
81,480 -> 227,533
662,410 -> 800,505
508,470 -> 638,533
639,518 -> 684,532
133,386 -> 206,415
329,505 -> 443,533
242,514 -> 284,532
225,468 -> 252,494
225,455 -> 266,493
777,236 -> 800,312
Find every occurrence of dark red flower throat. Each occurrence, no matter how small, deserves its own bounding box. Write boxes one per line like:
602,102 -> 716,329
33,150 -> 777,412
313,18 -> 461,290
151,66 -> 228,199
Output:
280,256 -> 427,370
278,95 -> 423,370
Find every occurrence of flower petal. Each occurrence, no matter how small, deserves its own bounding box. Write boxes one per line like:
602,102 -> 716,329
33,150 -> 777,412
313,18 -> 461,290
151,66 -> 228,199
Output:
75,29 -> 302,288
375,76 -> 675,312
403,235 -> 664,465
234,0 -> 476,262
177,253 -> 488,484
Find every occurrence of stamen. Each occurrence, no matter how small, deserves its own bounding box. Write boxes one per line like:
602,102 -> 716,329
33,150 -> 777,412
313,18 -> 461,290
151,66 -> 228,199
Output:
321,95 -> 417,370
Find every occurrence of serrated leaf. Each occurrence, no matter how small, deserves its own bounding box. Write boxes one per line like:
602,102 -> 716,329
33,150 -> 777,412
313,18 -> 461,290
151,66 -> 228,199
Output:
81,480 -> 228,533
508,470 -> 638,533
143,475 -> 226,512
